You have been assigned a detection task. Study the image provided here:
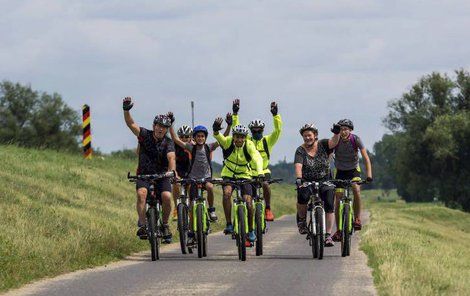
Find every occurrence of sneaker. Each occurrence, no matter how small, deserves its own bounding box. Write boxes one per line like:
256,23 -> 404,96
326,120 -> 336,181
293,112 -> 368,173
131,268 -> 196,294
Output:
297,222 -> 308,235
162,223 -> 172,244
224,224 -> 234,235
248,231 -> 256,242
245,239 -> 253,247
332,230 -> 342,242
265,208 -> 275,221
208,207 -> 218,222
172,208 -> 178,221
325,235 -> 335,247
187,232 -> 196,247
353,218 -> 362,230
136,225 -> 147,240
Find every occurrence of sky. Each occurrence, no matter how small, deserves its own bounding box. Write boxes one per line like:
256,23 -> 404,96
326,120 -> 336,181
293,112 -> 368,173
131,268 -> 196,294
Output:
1,0 -> 469,163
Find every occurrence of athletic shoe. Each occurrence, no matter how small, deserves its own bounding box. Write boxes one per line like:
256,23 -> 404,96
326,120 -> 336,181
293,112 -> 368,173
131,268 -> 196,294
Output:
325,235 -> 335,247
136,225 -> 147,240
297,222 -> 308,235
161,223 -> 172,244
353,218 -> 362,230
265,208 -> 275,221
224,224 -> 234,235
332,230 -> 342,242
248,231 -> 256,242
208,207 -> 218,222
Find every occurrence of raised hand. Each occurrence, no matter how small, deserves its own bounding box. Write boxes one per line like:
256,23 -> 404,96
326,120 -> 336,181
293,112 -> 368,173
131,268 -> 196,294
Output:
225,112 -> 233,126
167,112 -> 175,125
213,117 -> 223,132
232,99 -> 240,115
331,123 -> 341,135
270,101 -> 278,116
123,97 -> 133,111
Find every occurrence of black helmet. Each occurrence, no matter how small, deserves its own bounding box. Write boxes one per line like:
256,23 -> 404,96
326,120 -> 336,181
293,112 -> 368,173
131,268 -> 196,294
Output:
153,114 -> 172,127
337,119 -> 354,130
299,123 -> 318,135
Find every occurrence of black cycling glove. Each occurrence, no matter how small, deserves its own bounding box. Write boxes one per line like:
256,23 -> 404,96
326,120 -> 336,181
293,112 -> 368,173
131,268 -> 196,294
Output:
123,97 -> 133,111
331,123 -> 341,135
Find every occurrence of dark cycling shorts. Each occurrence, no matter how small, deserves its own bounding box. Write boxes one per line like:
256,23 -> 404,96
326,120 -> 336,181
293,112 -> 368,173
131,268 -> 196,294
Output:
222,178 -> 253,197
188,182 -> 212,200
297,183 -> 335,213
335,169 -> 361,188
136,178 -> 172,194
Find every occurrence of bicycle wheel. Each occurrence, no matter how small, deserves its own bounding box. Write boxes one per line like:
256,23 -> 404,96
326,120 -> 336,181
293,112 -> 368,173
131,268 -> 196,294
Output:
147,207 -> 160,261
177,203 -> 188,254
196,203 -> 204,258
341,204 -> 351,257
238,205 -> 247,261
255,203 -> 263,256
309,209 -> 318,259
316,207 -> 325,260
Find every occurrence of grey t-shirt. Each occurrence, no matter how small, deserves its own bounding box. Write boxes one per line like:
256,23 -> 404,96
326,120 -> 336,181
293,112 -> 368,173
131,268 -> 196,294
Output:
184,142 -> 218,179
334,134 -> 364,171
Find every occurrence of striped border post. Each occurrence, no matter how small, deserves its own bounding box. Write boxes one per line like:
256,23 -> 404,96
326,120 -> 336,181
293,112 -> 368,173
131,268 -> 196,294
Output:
82,104 -> 92,159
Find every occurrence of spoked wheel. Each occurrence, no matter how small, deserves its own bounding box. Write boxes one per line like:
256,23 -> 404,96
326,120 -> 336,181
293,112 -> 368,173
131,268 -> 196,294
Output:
203,214 -> 209,257
177,203 -> 188,254
196,204 -> 204,258
316,207 -> 325,260
255,203 -> 263,256
147,207 -> 160,261
341,204 -> 351,257
309,210 -> 318,259
237,206 -> 247,261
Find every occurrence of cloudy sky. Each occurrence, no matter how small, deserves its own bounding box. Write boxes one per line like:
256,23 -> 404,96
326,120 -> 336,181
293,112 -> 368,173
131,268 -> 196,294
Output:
2,0 -> 469,163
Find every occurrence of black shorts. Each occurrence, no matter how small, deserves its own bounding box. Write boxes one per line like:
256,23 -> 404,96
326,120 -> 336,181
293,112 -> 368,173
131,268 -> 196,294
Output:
136,178 -> 172,195
250,174 -> 271,198
188,182 -> 212,200
335,169 -> 361,188
222,178 -> 253,197
297,184 -> 335,213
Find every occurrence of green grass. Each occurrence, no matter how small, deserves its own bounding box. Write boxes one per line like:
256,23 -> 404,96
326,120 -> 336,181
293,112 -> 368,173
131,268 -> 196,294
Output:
0,145 -> 296,292
360,190 -> 470,296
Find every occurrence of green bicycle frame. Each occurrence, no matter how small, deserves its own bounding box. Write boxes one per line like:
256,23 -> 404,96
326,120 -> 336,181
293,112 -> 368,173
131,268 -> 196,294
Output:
252,201 -> 266,231
338,189 -> 354,233
192,187 -> 209,233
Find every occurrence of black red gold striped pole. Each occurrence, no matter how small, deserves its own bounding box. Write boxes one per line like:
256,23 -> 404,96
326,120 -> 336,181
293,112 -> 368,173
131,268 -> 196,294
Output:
82,104 -> 92,159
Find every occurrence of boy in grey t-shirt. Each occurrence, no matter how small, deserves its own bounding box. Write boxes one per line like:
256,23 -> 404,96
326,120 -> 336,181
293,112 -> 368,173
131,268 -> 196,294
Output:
332,119 -> 373,241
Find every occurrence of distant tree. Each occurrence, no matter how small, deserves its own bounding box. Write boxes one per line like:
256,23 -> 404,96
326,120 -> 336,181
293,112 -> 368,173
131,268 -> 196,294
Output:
0,81 -> 81,151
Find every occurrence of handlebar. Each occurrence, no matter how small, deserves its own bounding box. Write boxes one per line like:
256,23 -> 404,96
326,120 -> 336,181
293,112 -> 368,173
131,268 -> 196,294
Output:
211,179 -> 251,187
296,179 -> 367,190
172,177 -> 215,185
127,171 -> 176,182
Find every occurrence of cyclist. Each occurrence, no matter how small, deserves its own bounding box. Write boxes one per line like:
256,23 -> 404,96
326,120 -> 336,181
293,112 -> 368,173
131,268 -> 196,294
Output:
123,97 -> 176,244
212,117 -> 264,245
294,123 -> 340,246
231,99 -> 282,221
331,119 -> 372,241
171,125 -> 192,221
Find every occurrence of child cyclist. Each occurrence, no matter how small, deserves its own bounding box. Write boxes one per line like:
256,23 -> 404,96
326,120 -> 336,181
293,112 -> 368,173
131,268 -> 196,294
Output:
331,119 -> 373,242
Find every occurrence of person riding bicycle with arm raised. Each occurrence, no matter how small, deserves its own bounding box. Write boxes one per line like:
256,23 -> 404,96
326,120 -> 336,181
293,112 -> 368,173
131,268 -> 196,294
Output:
213,117 -> 264,244
294,123 -> 340,247
123,97 -> 176,243
332,119 -> 372,241
231,99 -> 282,221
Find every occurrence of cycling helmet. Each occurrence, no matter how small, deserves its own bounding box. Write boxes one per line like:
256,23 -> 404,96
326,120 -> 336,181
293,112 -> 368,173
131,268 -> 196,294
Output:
299,123 -> 318,135
177,125 -> 192,137
153,114 -> 172,127
232,124 -> 249,136
337,119 -> 354,130
248,119 -> 265,130
193,125 -> 208,137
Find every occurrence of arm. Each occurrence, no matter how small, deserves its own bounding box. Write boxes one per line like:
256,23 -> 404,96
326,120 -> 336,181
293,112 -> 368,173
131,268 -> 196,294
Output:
122,97 -> 140,136
265,114 -> 282,147
328,123 -> 341,149
167,152 -> 176,172
360,148 -> 373,180
214,133 -> 231,149
295,163 -> 303,179
169,125 -> 187,149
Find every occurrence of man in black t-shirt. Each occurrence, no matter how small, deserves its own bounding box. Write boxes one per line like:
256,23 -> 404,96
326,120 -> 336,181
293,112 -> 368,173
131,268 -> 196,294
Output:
123,97 -> 176,243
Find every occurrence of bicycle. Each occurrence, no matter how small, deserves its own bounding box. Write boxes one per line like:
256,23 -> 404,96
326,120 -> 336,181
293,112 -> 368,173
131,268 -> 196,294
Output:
172,178 -> 193,255
330,178 -> 365,257
297,181 -> 329,260
251,178 -> 282,256
127,171 -> 175,261
213,179 -> 251,261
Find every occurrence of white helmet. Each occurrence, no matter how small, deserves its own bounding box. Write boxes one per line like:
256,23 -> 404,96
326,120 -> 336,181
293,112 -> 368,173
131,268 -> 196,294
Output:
299,123 -> 318,135
232,124 -> 249,136
177,125 -> 192,137
248,119 -> 265,129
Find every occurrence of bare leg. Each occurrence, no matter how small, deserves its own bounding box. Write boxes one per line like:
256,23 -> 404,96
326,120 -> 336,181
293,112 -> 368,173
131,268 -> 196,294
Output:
223,186 -> 233,223
206,182 -> 215,208
137,188 -> 148,225
326,212 -> 334,234
161,191 -> 172,224
245,195 -> 253,232
262,182 -> 271,208
297,204 -> 307,220
352,184 -> 361,220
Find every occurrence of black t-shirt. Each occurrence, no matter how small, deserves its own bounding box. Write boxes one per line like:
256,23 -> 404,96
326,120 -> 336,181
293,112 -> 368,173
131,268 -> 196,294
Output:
294,139 -> 333,182
137,127 -> 175,174
175,145 -> 191,175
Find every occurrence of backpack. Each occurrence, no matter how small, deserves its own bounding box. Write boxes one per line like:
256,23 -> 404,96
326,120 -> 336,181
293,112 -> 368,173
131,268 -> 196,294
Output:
262,137 -> 270,159
189,144 -> 213,177
334,134 -> 358,152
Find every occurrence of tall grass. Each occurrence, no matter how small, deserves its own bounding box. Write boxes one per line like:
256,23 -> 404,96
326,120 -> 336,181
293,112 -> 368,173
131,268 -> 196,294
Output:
0,145 -> 297,292
360,191 -> 470,296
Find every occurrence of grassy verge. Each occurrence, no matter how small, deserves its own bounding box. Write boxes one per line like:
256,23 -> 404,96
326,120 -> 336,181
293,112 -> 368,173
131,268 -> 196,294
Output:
360,190 -> 470,296
0,145 -> 296,293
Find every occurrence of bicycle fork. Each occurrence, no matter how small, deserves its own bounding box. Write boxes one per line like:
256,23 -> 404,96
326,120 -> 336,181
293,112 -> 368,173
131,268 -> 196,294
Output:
338,199 -> 353,233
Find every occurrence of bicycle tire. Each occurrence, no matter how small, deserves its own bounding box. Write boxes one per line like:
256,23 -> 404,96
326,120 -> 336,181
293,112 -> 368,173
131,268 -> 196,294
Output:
316,207 -> 325,260
255,203 -> 263,256
309,209 -> 318,259
238,205 -> 247,261
147,207 -> 159,261
341,204 -> 350,257
177,203 -> 188,254
196,203 -> 204,258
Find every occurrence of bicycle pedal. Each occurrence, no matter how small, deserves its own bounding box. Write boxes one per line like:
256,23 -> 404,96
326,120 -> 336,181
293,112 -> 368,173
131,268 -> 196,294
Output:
231,234 -> 236,240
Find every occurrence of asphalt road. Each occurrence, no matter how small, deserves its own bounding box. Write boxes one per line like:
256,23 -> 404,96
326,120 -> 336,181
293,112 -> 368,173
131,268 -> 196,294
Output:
5,215 -> 376,296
